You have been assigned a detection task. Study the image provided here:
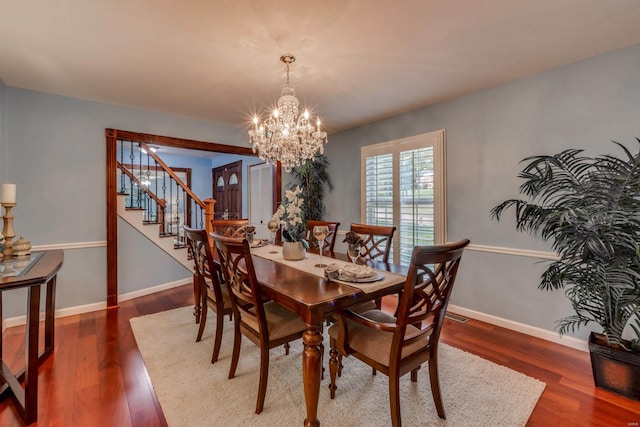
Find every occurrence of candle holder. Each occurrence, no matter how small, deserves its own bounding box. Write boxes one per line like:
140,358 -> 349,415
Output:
2,202 -> 16,257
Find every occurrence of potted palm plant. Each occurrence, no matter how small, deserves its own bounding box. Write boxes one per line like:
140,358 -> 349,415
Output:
289,154 -> 334,221
491,140 -> 640,401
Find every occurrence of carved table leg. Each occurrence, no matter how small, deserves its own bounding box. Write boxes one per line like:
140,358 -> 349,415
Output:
302,324 -> 322,427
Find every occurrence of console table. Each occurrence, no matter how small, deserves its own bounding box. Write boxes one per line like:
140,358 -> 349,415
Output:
0,249 -> 64,424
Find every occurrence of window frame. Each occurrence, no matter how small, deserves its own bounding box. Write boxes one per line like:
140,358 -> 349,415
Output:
360,129 -> 447,264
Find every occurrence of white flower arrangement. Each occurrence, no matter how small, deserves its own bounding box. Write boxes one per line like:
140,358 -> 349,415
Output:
272,185 -> 308,245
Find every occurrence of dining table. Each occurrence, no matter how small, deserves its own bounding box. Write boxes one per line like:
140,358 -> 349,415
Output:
245,243 -> 408,427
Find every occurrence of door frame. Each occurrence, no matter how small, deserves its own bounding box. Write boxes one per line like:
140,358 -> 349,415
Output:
106,128 -> 282,308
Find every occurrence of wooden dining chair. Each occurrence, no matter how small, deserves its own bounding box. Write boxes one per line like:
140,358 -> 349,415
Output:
211,218 -> 250,238
184,226 -> 233,364
328,239 -> 470,427
306,220 -> 341,252
349,223 -> 397,263
211,233 -> 307,415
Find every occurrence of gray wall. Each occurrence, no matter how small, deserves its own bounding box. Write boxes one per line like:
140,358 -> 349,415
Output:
325,43 -> 640,342
2,87 -> 246,317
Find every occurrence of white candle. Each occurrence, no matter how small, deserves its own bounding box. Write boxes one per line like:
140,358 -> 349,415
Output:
2,183 -> 16,204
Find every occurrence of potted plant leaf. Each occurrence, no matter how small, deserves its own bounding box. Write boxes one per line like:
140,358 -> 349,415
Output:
491,140 -> 640,401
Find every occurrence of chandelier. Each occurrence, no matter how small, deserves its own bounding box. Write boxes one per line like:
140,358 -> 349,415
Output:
249,54 -> 327,172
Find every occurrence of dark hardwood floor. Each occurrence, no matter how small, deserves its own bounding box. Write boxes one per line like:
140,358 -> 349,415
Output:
0,284 -> 638,426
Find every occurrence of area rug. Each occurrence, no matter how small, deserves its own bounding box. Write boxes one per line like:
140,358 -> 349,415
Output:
130,306 -> 545,427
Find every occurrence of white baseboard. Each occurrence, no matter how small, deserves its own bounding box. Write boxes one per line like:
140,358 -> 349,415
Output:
1,278 -> 191,332
2,301 -> 107,330
447,304 -> 588,352
118,278 -> 192,302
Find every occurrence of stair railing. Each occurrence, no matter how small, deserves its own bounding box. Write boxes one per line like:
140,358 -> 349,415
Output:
117,160 -> 167,219
116,140 -> 216,248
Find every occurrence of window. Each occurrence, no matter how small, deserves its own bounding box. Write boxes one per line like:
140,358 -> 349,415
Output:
361,130 -> 446,265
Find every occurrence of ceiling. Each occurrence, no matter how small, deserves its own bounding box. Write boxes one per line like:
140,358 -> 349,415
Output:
2,1 -> 640,135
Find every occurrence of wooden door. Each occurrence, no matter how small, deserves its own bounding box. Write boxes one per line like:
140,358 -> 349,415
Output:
212,160 -> 242,219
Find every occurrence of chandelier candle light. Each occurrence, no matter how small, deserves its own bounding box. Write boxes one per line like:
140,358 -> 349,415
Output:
249,54 -> 327,172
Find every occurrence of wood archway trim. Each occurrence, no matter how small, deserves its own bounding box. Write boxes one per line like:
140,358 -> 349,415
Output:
106,128 -> 282,308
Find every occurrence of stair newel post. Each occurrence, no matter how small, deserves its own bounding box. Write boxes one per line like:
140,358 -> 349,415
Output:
204,198 -> 216,245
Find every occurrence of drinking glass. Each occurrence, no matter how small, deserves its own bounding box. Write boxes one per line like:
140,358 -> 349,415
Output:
347,244 -> 361,265
313,225 -> 329,268
267,219 -> 279,253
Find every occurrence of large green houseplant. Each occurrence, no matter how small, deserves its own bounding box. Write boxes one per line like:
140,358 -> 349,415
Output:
289,154 -> 334,221
491,140 -> 640,398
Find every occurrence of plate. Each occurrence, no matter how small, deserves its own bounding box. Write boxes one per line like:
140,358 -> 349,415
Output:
338,272 -> 384,283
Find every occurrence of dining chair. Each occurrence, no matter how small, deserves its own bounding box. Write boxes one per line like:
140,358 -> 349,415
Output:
211,233 -> 308,414
346,223 -> 398,313
306,220 -> 341,252
184,226 -> 233,364
328,239 -> 470,427
349,223 -> 397,263
211,218 -> 250,238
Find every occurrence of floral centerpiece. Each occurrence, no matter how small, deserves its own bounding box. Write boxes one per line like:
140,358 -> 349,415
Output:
272,186 -> 309,258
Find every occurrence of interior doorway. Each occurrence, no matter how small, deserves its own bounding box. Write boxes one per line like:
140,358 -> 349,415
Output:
212,160 -> 242,220
106,128 -> 282,308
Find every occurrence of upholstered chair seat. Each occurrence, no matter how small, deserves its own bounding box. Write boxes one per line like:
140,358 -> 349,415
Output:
328,309 -> 429,367
242,301 -> 307,341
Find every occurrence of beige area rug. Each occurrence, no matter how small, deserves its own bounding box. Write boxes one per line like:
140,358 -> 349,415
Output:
130,306 -> 545,427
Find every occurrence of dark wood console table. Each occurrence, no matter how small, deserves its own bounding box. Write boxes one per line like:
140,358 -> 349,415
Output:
0,249 -> 64,424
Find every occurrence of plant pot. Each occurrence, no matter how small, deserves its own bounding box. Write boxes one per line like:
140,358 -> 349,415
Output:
282,241 -> 306,261
589,332 -> 640,401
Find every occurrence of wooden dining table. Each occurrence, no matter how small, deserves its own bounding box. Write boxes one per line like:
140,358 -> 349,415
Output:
247,247 -> 408,427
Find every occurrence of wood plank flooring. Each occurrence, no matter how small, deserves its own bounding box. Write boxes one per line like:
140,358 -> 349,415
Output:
1,284 -> 638,426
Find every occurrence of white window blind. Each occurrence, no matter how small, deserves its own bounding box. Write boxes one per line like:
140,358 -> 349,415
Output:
364,153 -> 393,226
361,130 -> 446,265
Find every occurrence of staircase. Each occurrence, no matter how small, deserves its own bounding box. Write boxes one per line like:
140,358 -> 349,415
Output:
117,193 -> 192,269
114,140 -> 217,271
